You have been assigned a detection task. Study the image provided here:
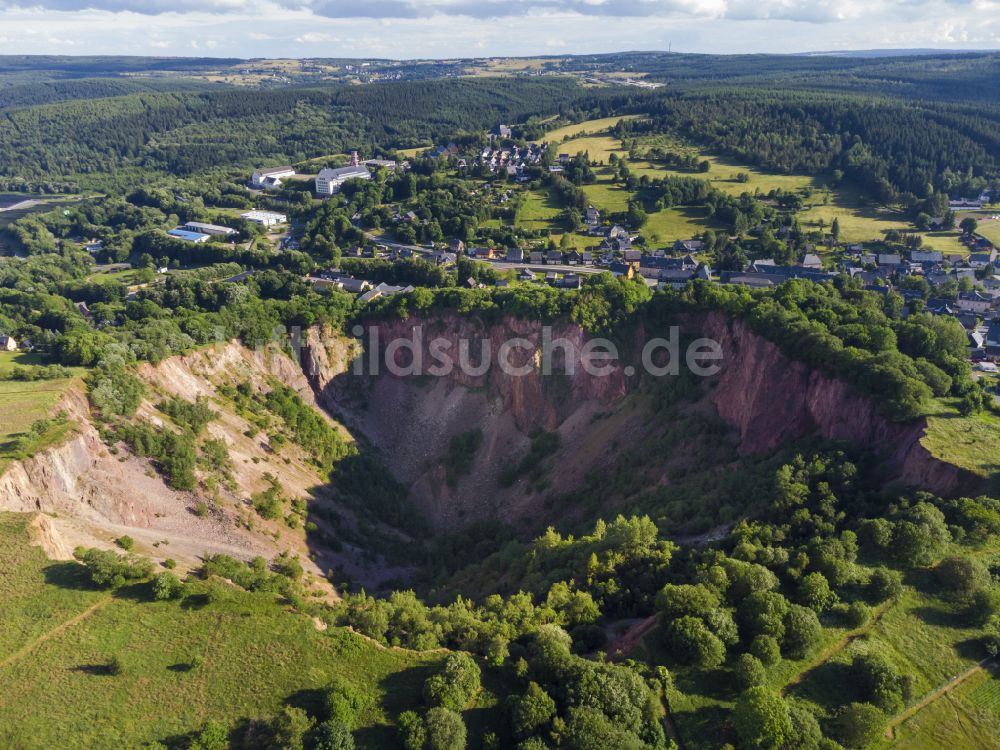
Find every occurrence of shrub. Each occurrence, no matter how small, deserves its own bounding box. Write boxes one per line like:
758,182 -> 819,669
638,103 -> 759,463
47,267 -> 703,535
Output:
663,615 -> 726,669
655,583 -> 720,620
273,551 -> 304,580
323,676 -> 368,729
189,720 -> 229,750
782,605 -> 822,660
444,429 -> 482,486
152,571 -> 184,601
968,587 -> 1000,628
786,703 -> 823,750
934,556 -> 984,600
115,535 -> 134,551
74,547 -> 154,588
398,710 -> 427,750
866,567 -> 902,603
850,652 -> 906,713
738,591 -> 789,641
268,706 -> 313,750
844,601 -> 871,628
797,572 -> 836,613
561,706 -> 645,750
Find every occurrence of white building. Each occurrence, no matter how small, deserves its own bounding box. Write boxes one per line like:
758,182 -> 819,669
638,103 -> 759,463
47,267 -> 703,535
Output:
251,166 -> 296,189
168,228 -> 211,244
183,221 -> 236,237
315,166 -> 372,196
240,210 -> 287,227
0,335 -> 17,352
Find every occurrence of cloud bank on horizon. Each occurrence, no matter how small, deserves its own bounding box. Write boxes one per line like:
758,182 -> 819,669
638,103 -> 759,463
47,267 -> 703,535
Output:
0,0 -> 996,56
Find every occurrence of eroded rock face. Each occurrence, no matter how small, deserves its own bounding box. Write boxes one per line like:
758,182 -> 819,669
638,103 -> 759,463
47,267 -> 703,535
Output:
699,312 -> 981,496
1,310 -> 981,548
299,315 -> 642,528
302,311 -> 981,528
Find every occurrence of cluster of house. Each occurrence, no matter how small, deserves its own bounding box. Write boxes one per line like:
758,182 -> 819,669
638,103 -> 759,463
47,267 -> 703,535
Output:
468,245 -> 595,267
307,270 -> 414,305
165,213 -> 287,243
607,241 -> 712,289
477,142 -> 548,178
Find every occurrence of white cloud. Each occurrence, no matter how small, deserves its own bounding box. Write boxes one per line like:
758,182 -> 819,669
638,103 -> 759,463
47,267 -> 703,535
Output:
295,31 -> 336,42
0,1 -> 993,56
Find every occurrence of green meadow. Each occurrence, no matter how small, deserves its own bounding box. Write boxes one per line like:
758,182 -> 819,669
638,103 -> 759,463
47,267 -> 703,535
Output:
0,351 -> 86,475
0,512 -> 450,749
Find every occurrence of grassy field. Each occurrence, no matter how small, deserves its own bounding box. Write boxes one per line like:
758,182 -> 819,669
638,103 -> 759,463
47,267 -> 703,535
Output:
632,154 -> 821,198
921,398 -> 1000,489
516,188 -> 564,232
958,210 -> 1000,248
643,205 -> 722,245
885,667 -> 1000,750
581,179 -> 631,213
545,115 -> 643,143
396,146 -> 429,159
85,267 -> 145,284
796,185 -> 968,253
0,512 -> 450,749
550,125 -> 976,252
0,352 -> 86,475
552,134 -> 626,165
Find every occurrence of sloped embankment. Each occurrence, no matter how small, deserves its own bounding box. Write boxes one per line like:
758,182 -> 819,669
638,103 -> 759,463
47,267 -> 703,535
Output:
0,342 -> 343,579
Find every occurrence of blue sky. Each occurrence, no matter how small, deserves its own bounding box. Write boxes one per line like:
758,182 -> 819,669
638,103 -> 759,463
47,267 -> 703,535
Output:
0,0 -> 996,57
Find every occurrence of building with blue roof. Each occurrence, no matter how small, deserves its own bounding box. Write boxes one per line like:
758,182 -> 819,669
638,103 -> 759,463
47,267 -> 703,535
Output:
167,228 -> 210,243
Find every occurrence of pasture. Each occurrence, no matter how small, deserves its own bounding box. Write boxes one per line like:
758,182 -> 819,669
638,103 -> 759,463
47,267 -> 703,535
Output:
0,352 -> 86,475
0,513 -> 446,749
545,115 -> 643,143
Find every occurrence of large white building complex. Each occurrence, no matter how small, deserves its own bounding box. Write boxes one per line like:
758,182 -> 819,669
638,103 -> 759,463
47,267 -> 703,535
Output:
315,165 -> 371,196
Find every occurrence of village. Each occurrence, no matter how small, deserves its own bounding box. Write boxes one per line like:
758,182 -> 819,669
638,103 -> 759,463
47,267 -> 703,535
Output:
54,124 -> 1000,372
